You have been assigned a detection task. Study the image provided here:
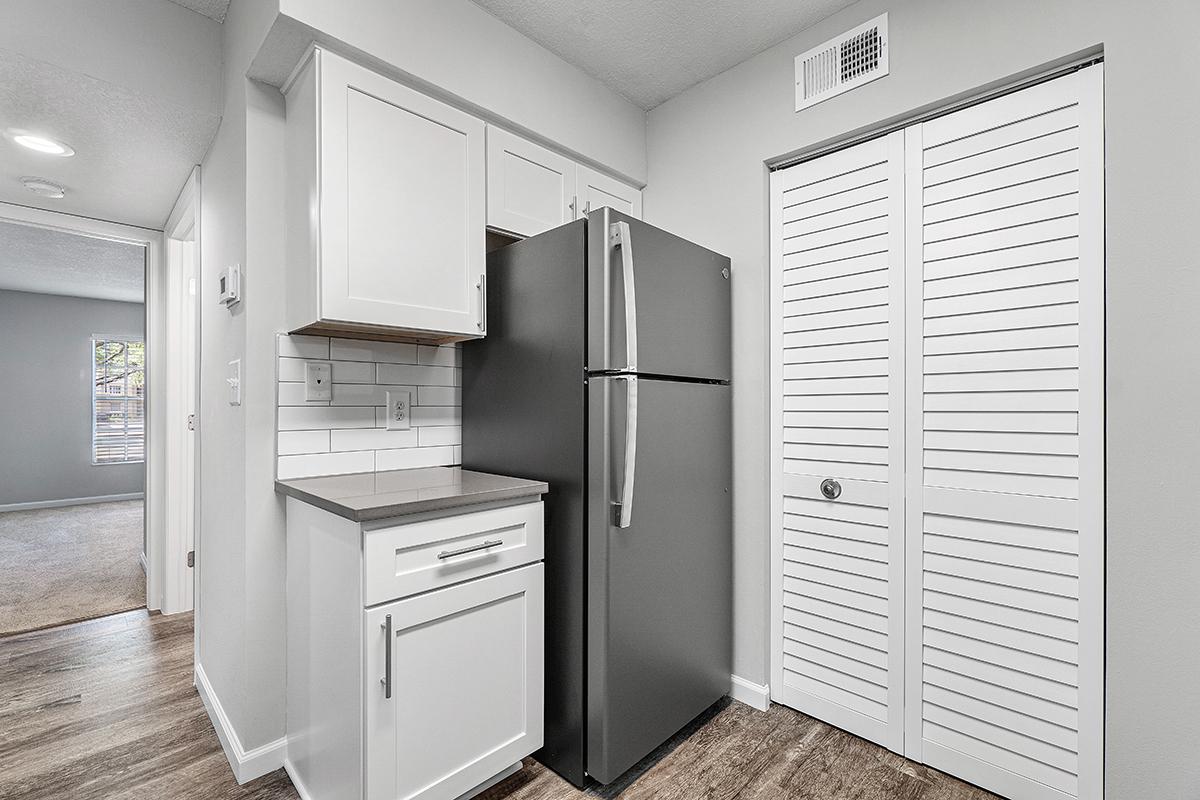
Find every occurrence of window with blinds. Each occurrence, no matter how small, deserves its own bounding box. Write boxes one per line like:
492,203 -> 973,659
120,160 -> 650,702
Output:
92,338 -> 145,464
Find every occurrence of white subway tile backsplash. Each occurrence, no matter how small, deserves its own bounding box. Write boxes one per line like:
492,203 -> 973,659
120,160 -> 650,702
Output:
331,383 -> 387,407
278,430 -> 331,455
277,334 -> 330,359
277,334 -> 462,479
331,360 -> 375,384
278,357 -> 310,382
376,363 -> 458,387
330,338 -> 419,365
375,445 -> 459,472
417,344 -> 460,367
278,382 -> 330,406
417,386 -> 461,406
279,405 -> 376,431
418,426 -> 462,447
411,406 -> 462,427
278,450 -> 375,480
330,428 -> 419,452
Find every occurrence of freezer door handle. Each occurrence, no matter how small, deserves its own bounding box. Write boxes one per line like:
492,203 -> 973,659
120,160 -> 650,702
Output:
616,375 -> 638,528
610,221 -> 637,371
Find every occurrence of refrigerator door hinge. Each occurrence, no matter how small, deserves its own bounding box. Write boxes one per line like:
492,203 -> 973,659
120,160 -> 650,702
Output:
186,550 -> 195,568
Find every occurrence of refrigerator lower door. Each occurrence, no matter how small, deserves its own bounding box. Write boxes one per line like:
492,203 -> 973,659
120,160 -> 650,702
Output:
586,208 -> 731,382
586,375 -> 732,784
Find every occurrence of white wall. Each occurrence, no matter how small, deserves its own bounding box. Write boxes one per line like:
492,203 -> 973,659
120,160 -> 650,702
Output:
643,0 -> 1200,796
256,0 -> 647,184
0,290 -> 145,506
195,0 -> 285,762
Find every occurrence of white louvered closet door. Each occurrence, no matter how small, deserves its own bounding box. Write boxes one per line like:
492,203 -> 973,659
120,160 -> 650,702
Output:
904,66 -> 1103,800
769,131 -> 906,752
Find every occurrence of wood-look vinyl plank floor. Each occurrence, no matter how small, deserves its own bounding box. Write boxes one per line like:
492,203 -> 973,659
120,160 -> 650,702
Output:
0,609 -> 1001,800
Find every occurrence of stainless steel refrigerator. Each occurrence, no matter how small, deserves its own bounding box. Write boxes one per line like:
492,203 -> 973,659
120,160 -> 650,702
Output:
462,208 -> 732,787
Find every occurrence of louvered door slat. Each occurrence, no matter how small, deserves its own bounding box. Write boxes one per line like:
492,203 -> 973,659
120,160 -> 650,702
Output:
771,133 -> 905,752
905,66 -> 1103,800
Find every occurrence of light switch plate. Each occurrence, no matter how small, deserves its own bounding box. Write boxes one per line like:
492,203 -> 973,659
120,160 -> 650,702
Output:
305,361 -> 333,401
385,390 -> 411,431
227,359 -> 241,406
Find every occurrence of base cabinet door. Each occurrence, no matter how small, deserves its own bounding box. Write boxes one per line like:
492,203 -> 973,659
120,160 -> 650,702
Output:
365,564 -> 545,800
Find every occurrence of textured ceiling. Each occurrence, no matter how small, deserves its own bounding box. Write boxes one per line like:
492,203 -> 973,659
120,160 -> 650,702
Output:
0,50 -> 220,229
166,0 -> 230,23
469,0 -> 858,109
0,221 -> 145,303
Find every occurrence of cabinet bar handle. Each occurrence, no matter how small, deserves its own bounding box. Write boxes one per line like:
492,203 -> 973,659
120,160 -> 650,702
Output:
380,614 -> 392,698
477,274 -> 487,332
437,539 -> 503,559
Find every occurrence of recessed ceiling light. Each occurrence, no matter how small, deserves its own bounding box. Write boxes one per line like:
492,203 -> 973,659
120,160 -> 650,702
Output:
20,177 -> 66,199
8,131 -> 75,157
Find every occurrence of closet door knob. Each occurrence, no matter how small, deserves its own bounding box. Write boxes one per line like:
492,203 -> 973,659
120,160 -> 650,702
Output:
820,478 -> 842,500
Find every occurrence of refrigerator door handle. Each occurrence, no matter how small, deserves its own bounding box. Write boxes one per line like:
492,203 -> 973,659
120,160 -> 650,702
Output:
616,375 -> 638,528
610,221 -> 637,371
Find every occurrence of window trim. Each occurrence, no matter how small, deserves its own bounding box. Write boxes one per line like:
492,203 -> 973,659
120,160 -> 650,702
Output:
91,334 -> 146,466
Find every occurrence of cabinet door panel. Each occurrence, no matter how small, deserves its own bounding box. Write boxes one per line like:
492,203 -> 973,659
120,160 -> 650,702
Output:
320,52 -> 485,337
577,164 -> 642,219
365,564 -> 544,800
487,127 -> 575,237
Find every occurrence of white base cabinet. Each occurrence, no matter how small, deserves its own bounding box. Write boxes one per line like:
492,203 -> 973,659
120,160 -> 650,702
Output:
286,496 -> 545,800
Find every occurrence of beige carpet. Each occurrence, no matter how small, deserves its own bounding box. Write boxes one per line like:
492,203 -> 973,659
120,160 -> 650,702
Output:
0,500 -> 145,636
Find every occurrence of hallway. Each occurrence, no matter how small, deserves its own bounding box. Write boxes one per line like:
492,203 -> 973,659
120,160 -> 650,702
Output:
0,610 -> 296,800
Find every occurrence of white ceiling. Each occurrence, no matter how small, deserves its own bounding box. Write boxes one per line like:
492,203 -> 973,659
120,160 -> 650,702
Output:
0,49 -> 220,230
0,220 -> 145,304
166,0 -> 230,23
469,0 -> 858,109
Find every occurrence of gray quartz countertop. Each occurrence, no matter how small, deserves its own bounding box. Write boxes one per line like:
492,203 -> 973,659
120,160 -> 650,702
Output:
275,466 -> 547,523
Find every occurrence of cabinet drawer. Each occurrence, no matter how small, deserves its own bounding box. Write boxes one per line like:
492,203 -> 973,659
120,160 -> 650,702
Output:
363,501 -> 543,605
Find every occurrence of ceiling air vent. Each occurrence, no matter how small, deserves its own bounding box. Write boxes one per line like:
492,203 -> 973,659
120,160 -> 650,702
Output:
795,13 -> 889,112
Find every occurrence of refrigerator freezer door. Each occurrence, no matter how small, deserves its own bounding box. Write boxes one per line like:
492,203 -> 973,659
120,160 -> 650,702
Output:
586,375 -> 732,784
587,208 -> 731,381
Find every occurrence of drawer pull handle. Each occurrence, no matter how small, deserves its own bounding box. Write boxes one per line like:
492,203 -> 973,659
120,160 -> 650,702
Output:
437,539 -> 503,560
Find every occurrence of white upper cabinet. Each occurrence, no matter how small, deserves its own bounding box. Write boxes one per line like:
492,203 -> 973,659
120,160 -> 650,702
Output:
576,163 -> 642,220
485,126 -> 642,238
286,48 -> 487,341
486,127 -> 576,237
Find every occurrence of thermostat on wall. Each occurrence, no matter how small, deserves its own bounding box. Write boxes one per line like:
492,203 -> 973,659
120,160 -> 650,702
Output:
218,263 -> 242,307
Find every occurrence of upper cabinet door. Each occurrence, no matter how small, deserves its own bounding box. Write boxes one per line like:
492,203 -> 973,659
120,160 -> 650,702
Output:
486,127 -> 576,238
577,164 -> 642,220
319,51 -> 486,337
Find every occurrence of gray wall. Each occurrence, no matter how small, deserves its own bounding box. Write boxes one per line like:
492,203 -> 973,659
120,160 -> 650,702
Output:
644,0 -> 1200,796
0,289 -> 145,506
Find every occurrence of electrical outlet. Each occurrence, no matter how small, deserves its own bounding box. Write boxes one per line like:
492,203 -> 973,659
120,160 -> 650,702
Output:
305,361 -> 332,401
385,390 -> 411,431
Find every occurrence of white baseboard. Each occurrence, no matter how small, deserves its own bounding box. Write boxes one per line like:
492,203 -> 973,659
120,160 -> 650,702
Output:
283,759 -> 314,800
730,674 -> 771,711
139,551 -> 148,574
0,492 -> 144,513
195,662 -> 287,784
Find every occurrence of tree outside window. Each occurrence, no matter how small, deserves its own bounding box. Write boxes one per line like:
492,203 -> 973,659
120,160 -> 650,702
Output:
93,338 -> 145,464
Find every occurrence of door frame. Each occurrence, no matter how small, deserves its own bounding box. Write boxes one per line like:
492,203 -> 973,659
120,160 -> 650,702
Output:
162,167 -> 201,615
0,200 -> 166,610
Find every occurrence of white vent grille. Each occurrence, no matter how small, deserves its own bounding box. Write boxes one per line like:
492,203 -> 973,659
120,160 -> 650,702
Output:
795,14 -> 889,112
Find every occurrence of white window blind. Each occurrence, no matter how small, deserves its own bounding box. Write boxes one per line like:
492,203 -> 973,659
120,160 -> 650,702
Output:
92,338 -> 145,464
